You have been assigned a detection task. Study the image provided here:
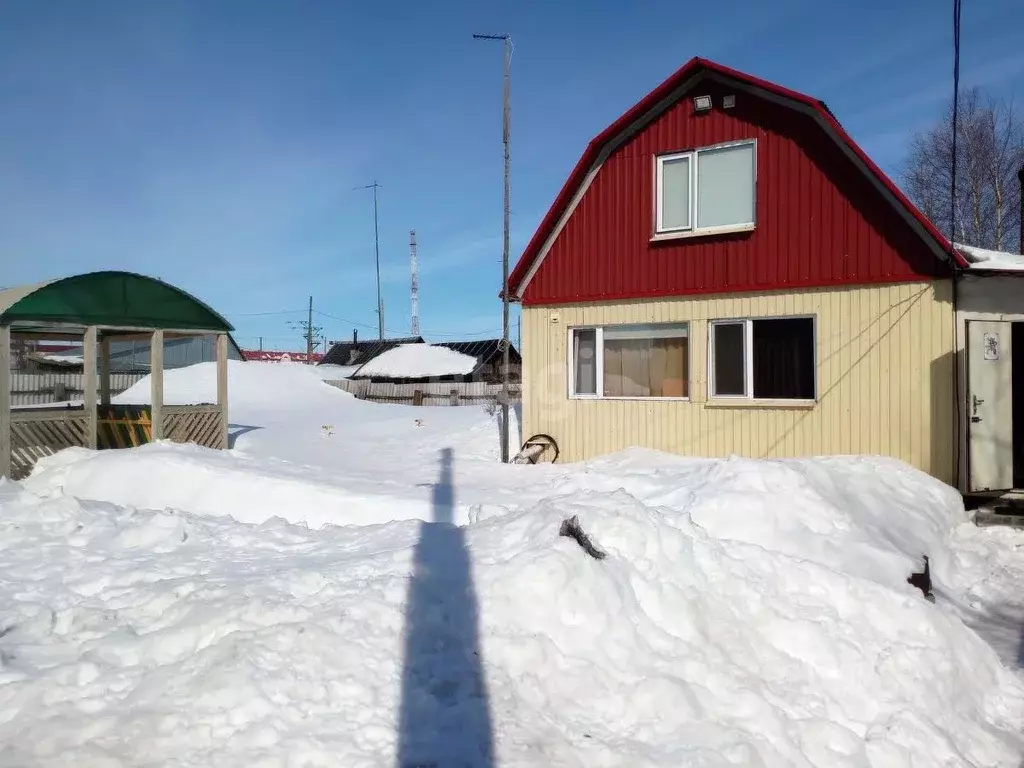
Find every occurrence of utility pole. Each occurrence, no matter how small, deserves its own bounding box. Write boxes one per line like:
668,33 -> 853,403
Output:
286,298 -> 322,365
410,230 -> 420,337
473,32 -> 512,463
356,181 -> 384,339
306,295 -> 314,361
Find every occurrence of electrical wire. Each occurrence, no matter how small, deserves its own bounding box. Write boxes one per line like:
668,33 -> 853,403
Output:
224,309 -> 307,317
312,309 -> 503,340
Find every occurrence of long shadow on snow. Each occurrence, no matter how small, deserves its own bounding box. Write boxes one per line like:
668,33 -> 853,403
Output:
397,447 -> 494,767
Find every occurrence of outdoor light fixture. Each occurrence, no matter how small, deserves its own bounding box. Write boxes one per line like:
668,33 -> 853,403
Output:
723,94 -> 736,109
693,95 -> 712,111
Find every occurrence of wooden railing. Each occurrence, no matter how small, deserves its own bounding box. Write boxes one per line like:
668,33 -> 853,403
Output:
164,405 -> 226,449
9,409 -> 90,480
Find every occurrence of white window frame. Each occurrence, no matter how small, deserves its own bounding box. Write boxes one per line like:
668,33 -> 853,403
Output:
655,139 -> 757,237
707,315 -> 817,402
568,323 -> 690,401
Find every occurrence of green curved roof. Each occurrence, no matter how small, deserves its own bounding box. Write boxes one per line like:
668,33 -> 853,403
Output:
0,271 -> 233,332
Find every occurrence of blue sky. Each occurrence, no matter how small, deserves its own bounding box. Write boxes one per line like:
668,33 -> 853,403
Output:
1,0 -> 1022,352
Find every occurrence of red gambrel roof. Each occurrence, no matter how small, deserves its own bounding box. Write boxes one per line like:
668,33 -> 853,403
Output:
508,57 -> 967,299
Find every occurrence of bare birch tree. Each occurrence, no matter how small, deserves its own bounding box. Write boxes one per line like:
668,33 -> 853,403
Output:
902,87 -> 1024,253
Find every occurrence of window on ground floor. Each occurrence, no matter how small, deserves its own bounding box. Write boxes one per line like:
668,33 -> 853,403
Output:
570,323 -> 689,398
709,317 -> 815,400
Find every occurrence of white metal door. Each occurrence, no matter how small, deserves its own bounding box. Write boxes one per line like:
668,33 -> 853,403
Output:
967,320 -> 1014,492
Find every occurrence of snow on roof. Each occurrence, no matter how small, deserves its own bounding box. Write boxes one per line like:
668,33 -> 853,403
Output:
31,352 -> 84,365
353,343 -> 478,379
955,242 -> 1024,272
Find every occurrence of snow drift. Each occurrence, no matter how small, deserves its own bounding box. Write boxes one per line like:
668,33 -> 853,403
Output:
114,359 -> 350,409
353,343 -> 478,379
6,453 -> 1024,765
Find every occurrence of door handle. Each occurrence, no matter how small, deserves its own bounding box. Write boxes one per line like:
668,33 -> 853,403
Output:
972,394 -> 985,415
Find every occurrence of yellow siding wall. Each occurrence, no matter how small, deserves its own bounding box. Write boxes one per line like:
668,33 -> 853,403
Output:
521,281 -> 956,484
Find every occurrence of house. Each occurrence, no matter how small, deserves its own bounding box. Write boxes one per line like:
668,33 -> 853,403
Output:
433,340 -> 522,383
349,341 -> 521,384
242,350 -> 324,364
320,332 -> 425,370
509,56 -> 1024,495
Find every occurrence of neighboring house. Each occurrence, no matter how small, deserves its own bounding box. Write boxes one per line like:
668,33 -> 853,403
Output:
433,340 -> 522,383
349,343 -> 480,383
243,350 -> 324,363
509,56 -> 1024,495
320,333 -> 425,369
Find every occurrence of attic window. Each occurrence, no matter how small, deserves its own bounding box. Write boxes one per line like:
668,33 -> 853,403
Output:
656,140 -> 756,235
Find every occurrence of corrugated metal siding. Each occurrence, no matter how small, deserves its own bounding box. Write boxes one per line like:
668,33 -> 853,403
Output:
521,280 -> 956,484
108,335 -> 243,371
11,372 -> 145,406
523,81 -> 945,306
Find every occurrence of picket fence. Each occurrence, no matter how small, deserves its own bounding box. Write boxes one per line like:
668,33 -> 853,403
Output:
10,372 -> 146,406
325,379 -> 520,406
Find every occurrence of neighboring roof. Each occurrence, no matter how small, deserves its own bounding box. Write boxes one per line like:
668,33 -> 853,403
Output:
434,339 -> 522,365
955,242 -> 1024,273
0,271 -> 234,331
350,343 -> 478,380
24,351 -> 84,368
319,336 -> 424,367
243,350 -> 325,363
508,57 -> 964,299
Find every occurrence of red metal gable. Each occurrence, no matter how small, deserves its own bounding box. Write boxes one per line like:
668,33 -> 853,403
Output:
511,58 -> 960,306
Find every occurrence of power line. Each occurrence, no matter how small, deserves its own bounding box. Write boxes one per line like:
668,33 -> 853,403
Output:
224,309 -> 307,317
312,309 -> 501,339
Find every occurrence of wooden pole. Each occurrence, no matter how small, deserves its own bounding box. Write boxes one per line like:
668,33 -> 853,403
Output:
0,325 -> 11,478
500,34 -> 512,463
99,335 -> 111,406
151,329 -> 164,440
216,333 -> 229,449
83,326 -> 98,449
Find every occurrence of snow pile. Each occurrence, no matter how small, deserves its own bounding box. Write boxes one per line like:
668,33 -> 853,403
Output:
6,454 -> 1024,765
312,363 -> 359,380
114,360 -> 351,409
353,343 -> 477,379
956,242 -> 1024,272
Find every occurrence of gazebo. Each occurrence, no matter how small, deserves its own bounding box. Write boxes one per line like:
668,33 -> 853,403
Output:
1,271 -> 232,480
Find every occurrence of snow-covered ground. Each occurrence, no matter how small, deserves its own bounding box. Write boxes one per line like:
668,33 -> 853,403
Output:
3,362 -> 1024,766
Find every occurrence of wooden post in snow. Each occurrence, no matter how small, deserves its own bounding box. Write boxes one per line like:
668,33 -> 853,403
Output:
0,325 -> 11,478
83,326 -> 98,450
216,333 -> 229,449
99,334 -> 111,407
151,329 -> 164,440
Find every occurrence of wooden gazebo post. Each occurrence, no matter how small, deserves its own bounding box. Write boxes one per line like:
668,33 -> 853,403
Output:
99,333 -> 111,407
151,329 -> 164,440
217,333 -> 229,449
82,327 -> 98,449
0,324 -> 11,478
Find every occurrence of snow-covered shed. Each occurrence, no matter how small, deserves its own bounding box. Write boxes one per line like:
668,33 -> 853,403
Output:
349,343 -> 480,384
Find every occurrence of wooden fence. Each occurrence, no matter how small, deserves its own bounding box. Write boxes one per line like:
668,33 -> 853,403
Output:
9,409 -> 90,480
10,372 -> 145,406
325,379 -> 521,406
